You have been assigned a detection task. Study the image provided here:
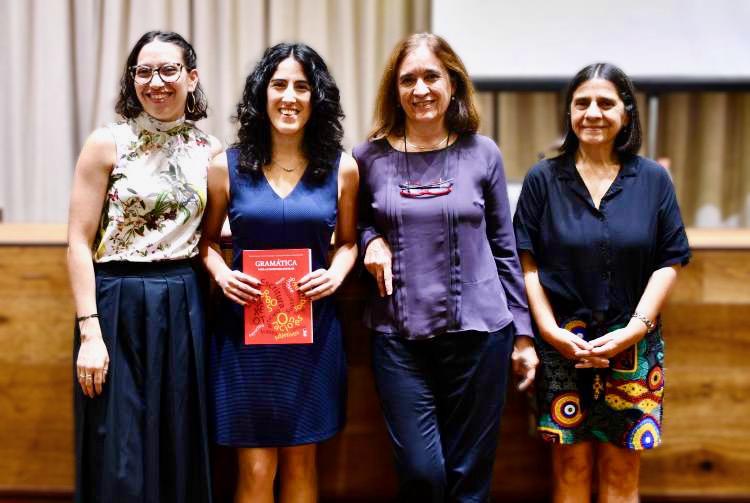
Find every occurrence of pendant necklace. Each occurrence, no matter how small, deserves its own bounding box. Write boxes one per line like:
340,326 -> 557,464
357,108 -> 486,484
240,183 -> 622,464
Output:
399,131 -> 455,198
272,159 -> 303,173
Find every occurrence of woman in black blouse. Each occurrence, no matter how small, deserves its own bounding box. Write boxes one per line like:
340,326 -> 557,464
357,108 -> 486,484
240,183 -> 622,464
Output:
514,63 -> 690,502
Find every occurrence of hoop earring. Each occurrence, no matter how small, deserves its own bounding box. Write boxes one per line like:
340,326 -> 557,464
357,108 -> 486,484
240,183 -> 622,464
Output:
186,91 -> 196,114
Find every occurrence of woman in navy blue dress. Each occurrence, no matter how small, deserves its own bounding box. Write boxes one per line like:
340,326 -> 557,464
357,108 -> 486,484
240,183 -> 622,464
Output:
199,43 -> 358,502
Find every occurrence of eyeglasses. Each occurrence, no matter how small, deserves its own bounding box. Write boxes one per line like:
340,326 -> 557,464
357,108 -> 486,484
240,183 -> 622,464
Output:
399,131 -> 456,199
399,179 -> 454,198
130,63 -> 184,85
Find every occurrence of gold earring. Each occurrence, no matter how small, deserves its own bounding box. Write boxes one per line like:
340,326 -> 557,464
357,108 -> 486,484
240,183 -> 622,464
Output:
186,91 -> 196,114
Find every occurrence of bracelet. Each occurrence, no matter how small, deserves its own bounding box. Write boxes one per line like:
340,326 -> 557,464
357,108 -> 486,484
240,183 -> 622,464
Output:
76,313 -> 99,323
631,312 -> 655,333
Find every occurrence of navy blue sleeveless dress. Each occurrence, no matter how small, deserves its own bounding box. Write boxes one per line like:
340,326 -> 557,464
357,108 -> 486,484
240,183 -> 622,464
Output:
209,148 -> 347,447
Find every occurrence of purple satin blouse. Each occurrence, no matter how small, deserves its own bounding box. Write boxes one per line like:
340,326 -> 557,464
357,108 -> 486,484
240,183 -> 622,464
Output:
354,134 -> 532,340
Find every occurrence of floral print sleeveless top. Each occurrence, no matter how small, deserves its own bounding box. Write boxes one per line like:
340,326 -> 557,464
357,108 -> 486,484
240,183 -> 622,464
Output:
94,113 -> 212,262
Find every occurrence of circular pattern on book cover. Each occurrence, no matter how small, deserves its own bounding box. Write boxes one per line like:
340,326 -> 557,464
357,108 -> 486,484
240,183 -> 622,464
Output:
550,392 -> 585,428
647,365 -> 664,391
626,415 -> 660,450
564,319 -> 587,338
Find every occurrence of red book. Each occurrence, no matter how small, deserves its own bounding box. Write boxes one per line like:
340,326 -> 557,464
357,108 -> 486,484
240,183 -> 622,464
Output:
242,249 -> 313,345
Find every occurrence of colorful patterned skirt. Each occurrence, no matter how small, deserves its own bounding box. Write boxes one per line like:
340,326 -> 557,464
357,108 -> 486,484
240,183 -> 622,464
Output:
535,319 -> 665,450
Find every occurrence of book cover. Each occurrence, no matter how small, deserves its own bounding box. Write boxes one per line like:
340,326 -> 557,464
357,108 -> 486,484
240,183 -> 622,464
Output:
242,248 -> 313,345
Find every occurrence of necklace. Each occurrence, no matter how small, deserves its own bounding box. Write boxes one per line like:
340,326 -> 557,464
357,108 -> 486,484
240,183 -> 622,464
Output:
403,133 -> 450,151
271,159 -> 303,173
399,131 -> 455,198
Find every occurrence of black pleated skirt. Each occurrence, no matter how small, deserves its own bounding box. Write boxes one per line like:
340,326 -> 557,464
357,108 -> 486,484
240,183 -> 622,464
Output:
74,260 -> 211,503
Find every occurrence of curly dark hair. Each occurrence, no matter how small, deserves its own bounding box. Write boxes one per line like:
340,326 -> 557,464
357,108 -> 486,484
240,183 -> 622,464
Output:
115,30 -> 208,121
558,62 -> 642,158
234,43 -> 344,181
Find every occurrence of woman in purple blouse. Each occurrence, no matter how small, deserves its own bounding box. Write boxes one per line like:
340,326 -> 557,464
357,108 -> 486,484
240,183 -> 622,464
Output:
353,33 -> 538,503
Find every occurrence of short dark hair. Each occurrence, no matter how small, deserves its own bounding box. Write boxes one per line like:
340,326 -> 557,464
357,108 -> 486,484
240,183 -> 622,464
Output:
115,30 -> 208,121
233,43 -> 344,181
369,33 -> 479,140
558,62 -> 641,157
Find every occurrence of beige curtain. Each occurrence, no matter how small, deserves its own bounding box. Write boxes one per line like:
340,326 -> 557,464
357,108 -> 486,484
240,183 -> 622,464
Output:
0,0 -> 428,222
474,91 -> 559,215
2,0 -> 748,227
2,0 -> 78,223
658,93 -> 750,227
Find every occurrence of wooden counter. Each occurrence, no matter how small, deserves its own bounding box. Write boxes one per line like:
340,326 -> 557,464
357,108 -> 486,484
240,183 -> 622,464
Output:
685,228 -> 750,249
4,225 -> 748,249
0,225 -> 72,494
1,225 -> 749,499
0,224 -> 68,245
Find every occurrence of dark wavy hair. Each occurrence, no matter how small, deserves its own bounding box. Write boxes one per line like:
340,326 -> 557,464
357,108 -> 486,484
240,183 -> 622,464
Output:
369,33 -> 479,140
115,30 -> 208,121
233,43 -> 344,181
558,62 -> 641,158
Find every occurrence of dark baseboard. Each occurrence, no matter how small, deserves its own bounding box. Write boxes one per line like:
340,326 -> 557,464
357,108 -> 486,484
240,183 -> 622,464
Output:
1,492 -> 748,503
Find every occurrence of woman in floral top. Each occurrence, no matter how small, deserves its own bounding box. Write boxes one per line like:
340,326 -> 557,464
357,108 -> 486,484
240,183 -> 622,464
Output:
66,31 -> 222,503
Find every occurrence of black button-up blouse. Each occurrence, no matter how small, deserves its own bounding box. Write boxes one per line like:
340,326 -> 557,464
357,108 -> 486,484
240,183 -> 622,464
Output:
513,154 -> 691,327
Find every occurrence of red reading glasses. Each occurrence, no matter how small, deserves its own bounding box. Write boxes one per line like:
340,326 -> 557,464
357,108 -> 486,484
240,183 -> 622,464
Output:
398,179 -> 454,198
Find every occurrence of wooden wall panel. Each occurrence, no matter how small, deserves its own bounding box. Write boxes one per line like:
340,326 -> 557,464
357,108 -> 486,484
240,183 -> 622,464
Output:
641,252 -> 750,498
1,239 -> 749,500
0,247 -> 74,492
